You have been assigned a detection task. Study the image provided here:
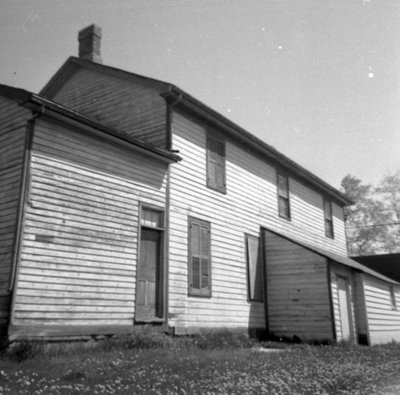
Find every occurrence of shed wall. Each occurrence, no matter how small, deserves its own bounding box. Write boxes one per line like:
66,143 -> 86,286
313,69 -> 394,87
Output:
10,118 -> 168,337
264,231 -> 333,341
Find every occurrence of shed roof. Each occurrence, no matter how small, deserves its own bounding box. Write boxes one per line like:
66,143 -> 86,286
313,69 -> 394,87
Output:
40,56 -> 353,207
353,254 -> 400,283
264,228 -> 399,284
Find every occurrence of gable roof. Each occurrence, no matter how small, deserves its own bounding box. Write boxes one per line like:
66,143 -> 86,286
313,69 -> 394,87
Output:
40,56 -> 352,206
0,83 -> 181,164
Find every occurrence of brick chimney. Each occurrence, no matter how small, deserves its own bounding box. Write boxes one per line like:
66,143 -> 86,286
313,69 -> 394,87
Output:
78,24 -> 102,64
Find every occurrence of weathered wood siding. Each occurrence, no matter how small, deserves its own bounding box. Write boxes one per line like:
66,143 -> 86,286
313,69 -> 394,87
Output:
10,117 -> 168,336
0,97 -> 28,333
264,231 -> 333,341
168,110 -> 346,333
352,271 -> 369,344
362,275 -> 400,344
49,67 -> 168,147
330,262 -> 357,342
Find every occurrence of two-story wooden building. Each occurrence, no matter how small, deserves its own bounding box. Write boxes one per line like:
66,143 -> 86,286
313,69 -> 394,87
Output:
1,25 -> 399,344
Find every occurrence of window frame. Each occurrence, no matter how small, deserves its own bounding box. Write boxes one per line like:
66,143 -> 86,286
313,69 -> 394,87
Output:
323,199 -> 334,239
188,217 -> 212,297
245,234 -> 264,302
206,133 -> 226,194
277,172 -> 291,220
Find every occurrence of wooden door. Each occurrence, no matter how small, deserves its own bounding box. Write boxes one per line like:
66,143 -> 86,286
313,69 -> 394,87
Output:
337,276 -> 352,341
136,228 -> 162,321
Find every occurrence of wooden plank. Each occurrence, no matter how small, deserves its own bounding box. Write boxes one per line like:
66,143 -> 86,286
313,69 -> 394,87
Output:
49,67 -> 168,147
9,324 -> 134,339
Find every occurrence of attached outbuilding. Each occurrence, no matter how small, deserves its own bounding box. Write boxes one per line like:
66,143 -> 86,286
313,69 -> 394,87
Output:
263,230 -> 400,345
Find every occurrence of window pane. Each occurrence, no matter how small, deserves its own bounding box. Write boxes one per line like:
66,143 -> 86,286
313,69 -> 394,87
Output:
215,163 -> 225,189
200,226 -> 209,256
279,197 -> 289,218
208,138 -> 218,161
324,200 -> 332,219
208,161 -> 216,187
277,175 -> 288,197
201,258 -> 209,289
207,136 -> 226,192
325,219 -> 333,238
216,140 -> 225,158
141,208 -> 163,228
191,223 -> 200,256
192,257 -> 200,290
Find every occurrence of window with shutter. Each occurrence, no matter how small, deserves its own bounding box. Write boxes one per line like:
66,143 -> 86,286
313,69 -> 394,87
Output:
246,235 -> 264,302
323,199 -> 334,238
207,135 -> 226,193
277,173 -> 291,220
188,217 -> 211,296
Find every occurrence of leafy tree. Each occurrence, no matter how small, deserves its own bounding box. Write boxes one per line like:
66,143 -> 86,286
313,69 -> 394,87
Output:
341,174 -> 396,256
374,171 -> 400,252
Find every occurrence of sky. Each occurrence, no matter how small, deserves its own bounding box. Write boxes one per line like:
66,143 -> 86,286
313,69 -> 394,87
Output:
1,0 -> 399,190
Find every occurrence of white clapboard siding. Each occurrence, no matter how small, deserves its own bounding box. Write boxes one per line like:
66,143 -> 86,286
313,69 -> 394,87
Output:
51,67 -> 167,147
0,96 -> 29,330
12,118 -> 167,329
362,275 -> 400,344
329,262 -> 357,342
168,110 -> 346,334
264,231 -> 333,341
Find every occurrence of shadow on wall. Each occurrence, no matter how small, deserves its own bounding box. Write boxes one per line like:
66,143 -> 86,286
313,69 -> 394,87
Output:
33,120 -> 168,192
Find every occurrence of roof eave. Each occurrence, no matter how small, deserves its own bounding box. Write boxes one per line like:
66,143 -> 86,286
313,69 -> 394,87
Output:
24,93 -> 181,164
162,88 -> 353,206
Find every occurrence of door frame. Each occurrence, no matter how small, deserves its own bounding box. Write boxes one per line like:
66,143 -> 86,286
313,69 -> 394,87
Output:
135,203 -> 166,323
336,275 -> 354,342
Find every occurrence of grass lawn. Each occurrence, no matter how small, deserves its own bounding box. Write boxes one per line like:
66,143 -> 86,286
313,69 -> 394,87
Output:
1,333 -> 400,394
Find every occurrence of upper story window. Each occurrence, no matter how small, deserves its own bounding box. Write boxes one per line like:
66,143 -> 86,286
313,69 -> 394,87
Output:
277,173 -> 290,220
207,134 -> 226,193
188,217 -> 211,297
323,199 -> 334,238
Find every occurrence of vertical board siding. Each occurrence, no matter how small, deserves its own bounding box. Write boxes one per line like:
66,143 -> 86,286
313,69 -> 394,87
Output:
50,68 -> 167,147
330,262 -> 357,342
264,231 -> 333,341
363,275 -> 400,344
12,118 -> 167,330
168,110 -> 347,333
0,97 -> 28,331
